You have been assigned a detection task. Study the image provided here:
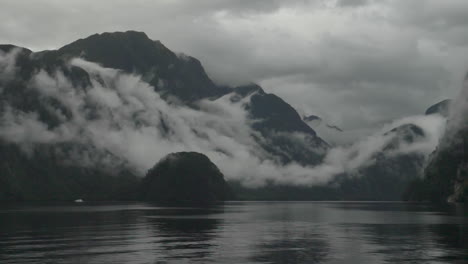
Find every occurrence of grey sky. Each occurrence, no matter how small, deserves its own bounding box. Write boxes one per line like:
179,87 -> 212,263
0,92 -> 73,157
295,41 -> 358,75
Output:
1,0 -> 467,132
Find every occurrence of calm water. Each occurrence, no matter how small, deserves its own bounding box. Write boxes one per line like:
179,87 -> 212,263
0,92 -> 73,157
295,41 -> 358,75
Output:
0,202 -> 466,264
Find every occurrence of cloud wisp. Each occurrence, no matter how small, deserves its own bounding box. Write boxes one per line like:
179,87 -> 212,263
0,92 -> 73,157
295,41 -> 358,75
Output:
0,53 -> 448,187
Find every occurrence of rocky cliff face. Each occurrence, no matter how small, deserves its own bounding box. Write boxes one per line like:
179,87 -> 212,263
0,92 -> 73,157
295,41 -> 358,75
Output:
413,128 -> 468,203
233,84 -> 328,165
405,78 -> 468,203
425,99 -> 451,117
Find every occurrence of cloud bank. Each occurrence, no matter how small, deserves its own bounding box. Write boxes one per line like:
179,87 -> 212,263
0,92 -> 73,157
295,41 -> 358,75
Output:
0,53 -> 448,187
1,0 -> 467,133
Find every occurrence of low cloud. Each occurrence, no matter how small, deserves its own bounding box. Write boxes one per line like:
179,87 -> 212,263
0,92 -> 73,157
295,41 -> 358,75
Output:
443,74 -> 468,142
0,54 -> 448,187
2,0 -> 468,132
0,48 -> 19,83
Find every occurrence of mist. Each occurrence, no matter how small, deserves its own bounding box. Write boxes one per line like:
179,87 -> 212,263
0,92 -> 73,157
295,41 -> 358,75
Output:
0,48 -> 19,83
446,75 -> 468,136
0,51 -> 448,187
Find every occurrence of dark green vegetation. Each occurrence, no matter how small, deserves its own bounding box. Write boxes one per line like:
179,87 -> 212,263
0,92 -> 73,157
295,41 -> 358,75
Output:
140,152 -> 233,203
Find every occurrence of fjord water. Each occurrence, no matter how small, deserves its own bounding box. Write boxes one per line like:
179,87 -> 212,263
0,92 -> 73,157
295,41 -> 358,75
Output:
0,202 -> 466,264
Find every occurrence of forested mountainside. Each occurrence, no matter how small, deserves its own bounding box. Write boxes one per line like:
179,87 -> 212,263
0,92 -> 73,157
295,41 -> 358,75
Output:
0,31 -> 462,202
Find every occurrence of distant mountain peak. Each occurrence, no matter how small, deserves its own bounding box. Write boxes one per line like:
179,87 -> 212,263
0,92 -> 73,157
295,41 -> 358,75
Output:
234,83 -> 265,97
0,44 -> 32,54
425,99 -> 451,117
45,31 -> 224,101
64,30 -> 155,48
57,30 -> 174,71
93,30 -> 150,40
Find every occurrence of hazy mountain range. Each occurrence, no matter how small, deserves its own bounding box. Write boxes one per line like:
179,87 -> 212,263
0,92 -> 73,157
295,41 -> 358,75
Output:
0,31 -> 465,202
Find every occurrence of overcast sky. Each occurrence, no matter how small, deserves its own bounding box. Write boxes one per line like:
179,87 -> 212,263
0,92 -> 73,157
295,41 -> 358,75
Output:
1,0 -> 468,132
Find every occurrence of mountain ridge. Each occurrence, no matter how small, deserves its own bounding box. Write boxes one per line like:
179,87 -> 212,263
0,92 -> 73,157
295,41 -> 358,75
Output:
0,31 -> 330,201
0,30 -> 460,202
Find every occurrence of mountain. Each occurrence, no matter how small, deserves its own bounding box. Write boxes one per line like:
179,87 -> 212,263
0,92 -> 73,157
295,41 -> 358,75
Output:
234,85 -> 328,165
0,31 -> 327,201
404,129 -> 467,203
0,142 -> 139,201
1,30 -> 458,203
303,115 -> 343,132
335,124 -> 426,200
405,86 -> 467,202
40,31 -> 226,101
234,123 -> 429,201
425,99 -> 451,117
303,115 -> 344,145
2,31 -> 327,165
140,152 -> 233,203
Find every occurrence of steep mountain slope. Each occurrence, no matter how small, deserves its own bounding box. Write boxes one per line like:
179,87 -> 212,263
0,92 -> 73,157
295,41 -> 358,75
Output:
422,130 -> 467,203
38,31 -> 226,101
233,84 -> 328,165
405,84 -> 467,202
0,141 -> 139,201
335,124 -> 427,200
3,31 -> 327,165
1,30 -> 452,202
303,115 -> 345,146
425,99 -> 451,117
234,122 -> 432,201
0,31 -> 328,201
303,115 -> 343,132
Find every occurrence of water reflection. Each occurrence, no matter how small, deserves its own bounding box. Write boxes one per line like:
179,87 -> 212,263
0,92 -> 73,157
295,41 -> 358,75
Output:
250,232 -> 329,264
0,202 -> 466,264
144,207 -> 223,263
342,223 -> 468,263
246,203 -> 330,264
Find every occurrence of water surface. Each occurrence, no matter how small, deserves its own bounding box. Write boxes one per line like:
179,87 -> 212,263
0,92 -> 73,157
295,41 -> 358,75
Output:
0,202 -> 466,263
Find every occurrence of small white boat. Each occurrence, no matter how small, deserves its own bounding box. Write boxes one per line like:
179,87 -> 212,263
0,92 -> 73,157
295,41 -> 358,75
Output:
74,199 -> 84,203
